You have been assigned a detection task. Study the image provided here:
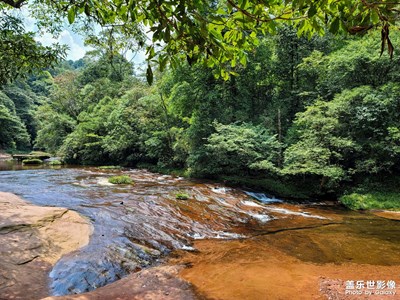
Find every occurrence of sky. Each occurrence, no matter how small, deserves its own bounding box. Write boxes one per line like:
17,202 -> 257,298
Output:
36,30 -> 147,66
21,8 -> 146,65
38,30 -> 89,61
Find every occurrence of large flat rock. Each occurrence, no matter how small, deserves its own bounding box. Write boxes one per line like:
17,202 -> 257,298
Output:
372,210 -> 400,221
0,192 -> 92,300
42,265 -> 198,300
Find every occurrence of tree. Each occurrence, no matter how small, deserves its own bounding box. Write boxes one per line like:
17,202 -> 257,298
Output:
205,122 -> 281,176
84,27 -> 141,81
283,98 -> 354,189
283,84 -> 400,189
0,103 -> 30,150
297,31 -> 400,101
0,13 -> 65,85
78,53 -> 133,84
35,105 -> 76,153
2,0 -> 399,83
2,85 -> 38,141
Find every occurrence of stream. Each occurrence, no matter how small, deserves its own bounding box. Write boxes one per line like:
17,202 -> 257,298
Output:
0,163 -> 399,299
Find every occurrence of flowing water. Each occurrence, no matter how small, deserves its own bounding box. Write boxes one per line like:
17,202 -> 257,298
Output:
0,163 -> 399,298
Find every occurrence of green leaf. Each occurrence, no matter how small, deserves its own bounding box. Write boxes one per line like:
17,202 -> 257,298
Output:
159,55 -> 168,72
221,69 -> 229,80
371,10 -> 380,24
239,54 -> 247,66
68,8 -> 76,24
308,4 -> 317,18
146,64 -> 153,85
231,58 -> 236,68
239,0 -> 249,10
84,4 -> 90,16
329,18 -> 340,34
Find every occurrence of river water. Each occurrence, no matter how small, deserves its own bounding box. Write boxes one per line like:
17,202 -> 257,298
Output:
0,163 -> 399,299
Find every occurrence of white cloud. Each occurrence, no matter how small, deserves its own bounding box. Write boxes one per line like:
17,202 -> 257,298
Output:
19,7 -> 147,63
17,7 -> 87,61
59,30 -> 88,61
34,30 -> 88,61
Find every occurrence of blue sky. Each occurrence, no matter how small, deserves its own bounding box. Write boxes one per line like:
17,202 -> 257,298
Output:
21,8 -> 146,65
37,30 -> 90,61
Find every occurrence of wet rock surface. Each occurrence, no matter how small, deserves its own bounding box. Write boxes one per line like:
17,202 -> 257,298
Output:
372,210 -> 400,221
0,167 -> 336,297
0,192 -> 91,300
43,265 -> 199,300
0,166 -> 399,299
172,238 -> 400,300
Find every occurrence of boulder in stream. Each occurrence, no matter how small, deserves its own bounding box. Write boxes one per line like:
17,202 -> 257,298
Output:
0,192 -> 92,300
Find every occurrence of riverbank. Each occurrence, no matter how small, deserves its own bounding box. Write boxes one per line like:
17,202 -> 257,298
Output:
340,191 -> 400,211
148,163 -> 400,213
1,166 -> 399,300
0,151 -> 11,160
0,192 -> 92,299
143,165 -> 400,211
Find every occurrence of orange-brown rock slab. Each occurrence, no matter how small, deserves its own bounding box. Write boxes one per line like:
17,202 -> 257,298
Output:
372,210 -> 400,221
171,239 -> 400,300
0,192 -> 92,300
42,265 -> 199,300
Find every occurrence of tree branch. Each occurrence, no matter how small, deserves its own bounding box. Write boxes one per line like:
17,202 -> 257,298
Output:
0,0 -> 27,8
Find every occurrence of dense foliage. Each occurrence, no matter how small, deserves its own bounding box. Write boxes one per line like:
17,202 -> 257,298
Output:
0,13 -> 65,85
2,0 -> 400,82
1,22 -> 400,208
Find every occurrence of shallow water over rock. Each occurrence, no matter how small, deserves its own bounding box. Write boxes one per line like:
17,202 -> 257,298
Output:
0,165 -> 399,298
0,166 -> 292,295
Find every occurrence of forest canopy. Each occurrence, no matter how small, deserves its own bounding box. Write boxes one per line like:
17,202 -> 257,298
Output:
1,0 -> 400,82
1,1 -> 400,210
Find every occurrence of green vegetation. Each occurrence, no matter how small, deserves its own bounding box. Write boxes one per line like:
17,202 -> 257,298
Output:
48,160 -> 63,166
340,192 -> 400,210
340,177 -> 400,210
2,1 -> 400,210
0,14 -> 64,86
27,151 -> 51,160
99,166 -> 122,170
2,0 -> 399,82
30,151 -> 51,157
3,29 -> 400,210
22,158 -> 43,165
175,191 -> 190,200
108,175 -> 133,185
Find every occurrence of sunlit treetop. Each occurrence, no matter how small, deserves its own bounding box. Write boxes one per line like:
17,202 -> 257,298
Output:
1,0 -> 400,83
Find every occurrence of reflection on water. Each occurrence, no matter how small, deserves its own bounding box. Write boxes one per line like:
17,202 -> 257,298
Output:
0,161 -> 399,296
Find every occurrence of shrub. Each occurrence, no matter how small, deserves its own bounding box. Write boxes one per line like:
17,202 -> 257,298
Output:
175,191 -> 190,200
49,160 -> 63,165
22,158 -> 43,165
108,175 -> 133,184
340,192 -> 400,210
30,151 -> 52,157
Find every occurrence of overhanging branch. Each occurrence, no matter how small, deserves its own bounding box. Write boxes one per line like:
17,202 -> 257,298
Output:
1,0 -> 27,8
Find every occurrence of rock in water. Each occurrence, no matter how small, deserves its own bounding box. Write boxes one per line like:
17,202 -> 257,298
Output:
0,192 -> 92,300
42,265 -> 197,300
